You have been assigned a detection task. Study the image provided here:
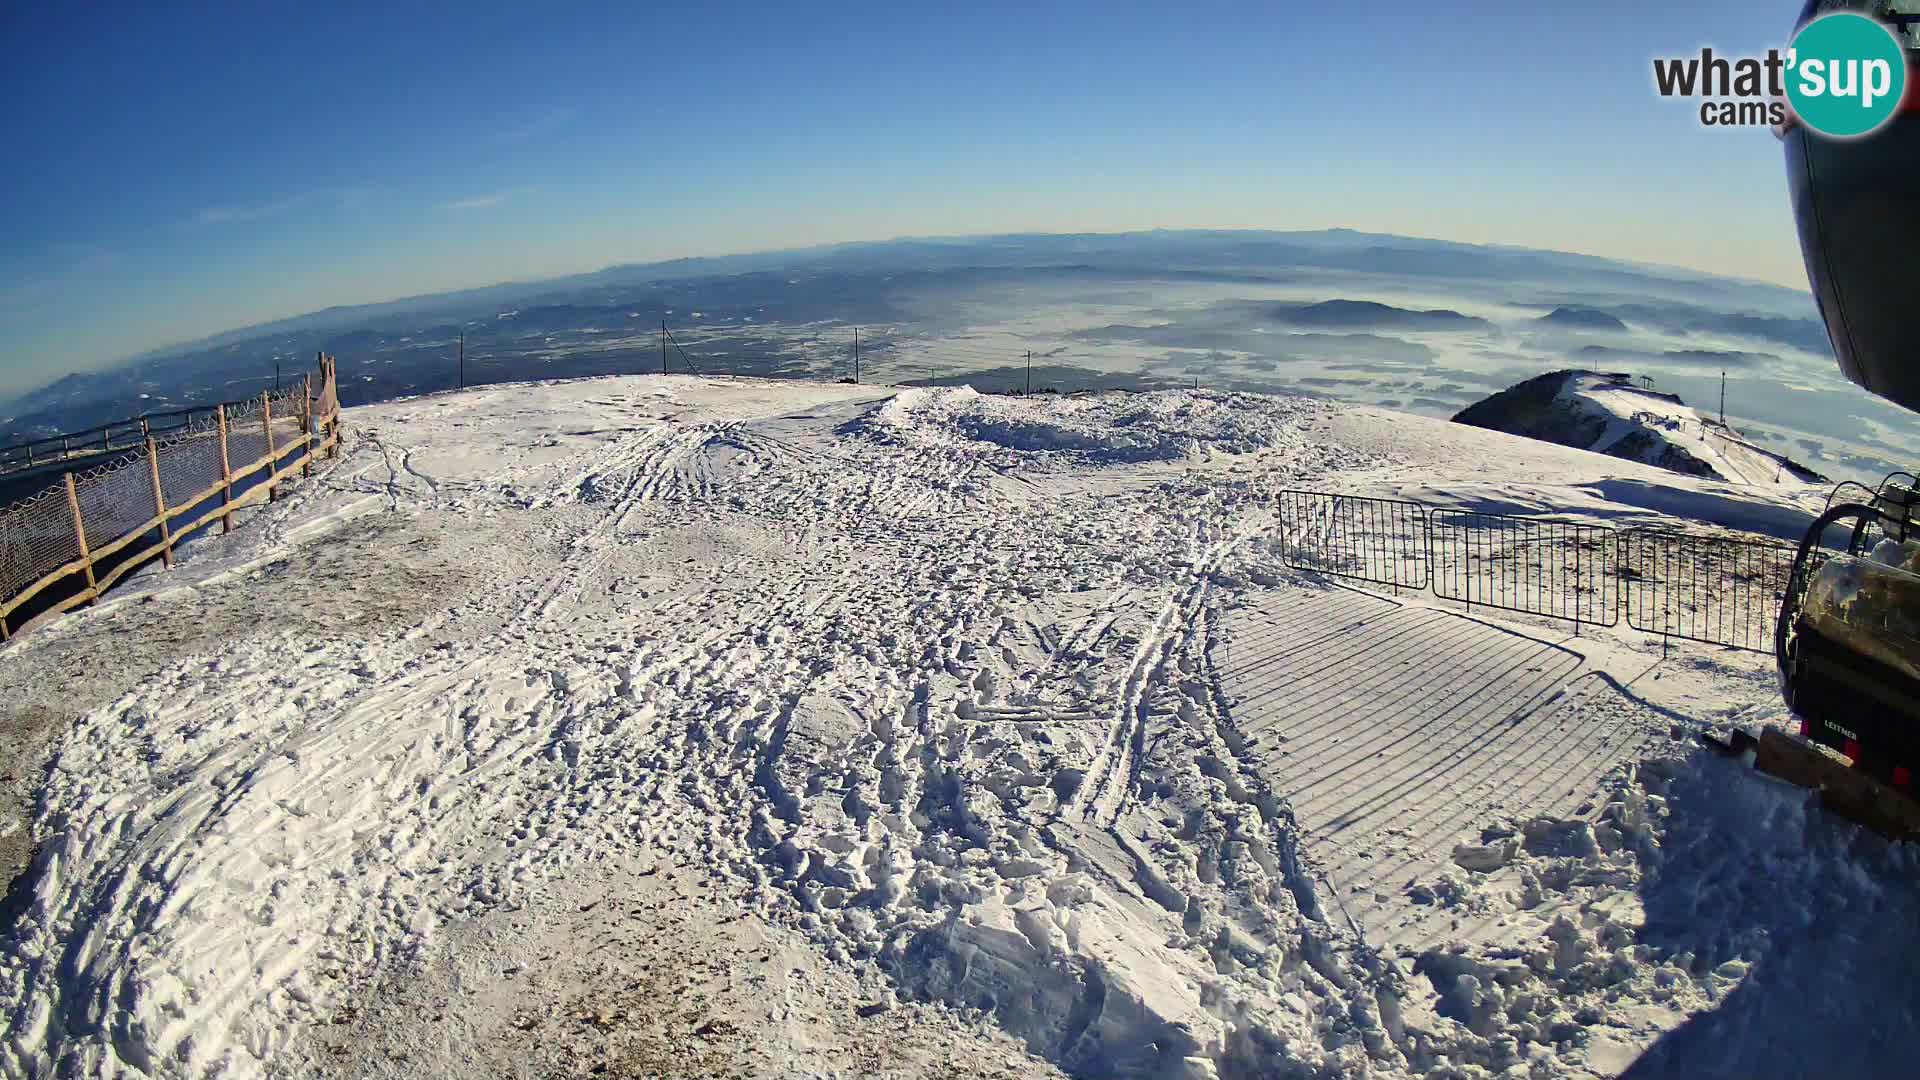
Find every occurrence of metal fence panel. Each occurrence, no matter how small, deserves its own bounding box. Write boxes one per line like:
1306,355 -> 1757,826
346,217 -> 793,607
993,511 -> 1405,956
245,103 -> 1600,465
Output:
1621,529 -> 1799,653
1429,510 -> 1620,627
1277,490 -> 1428,590
1270,488 -> 1816,651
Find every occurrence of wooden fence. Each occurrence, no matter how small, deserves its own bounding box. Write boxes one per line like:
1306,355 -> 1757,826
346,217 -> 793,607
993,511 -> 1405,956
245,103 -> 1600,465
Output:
0,355 -> 343,642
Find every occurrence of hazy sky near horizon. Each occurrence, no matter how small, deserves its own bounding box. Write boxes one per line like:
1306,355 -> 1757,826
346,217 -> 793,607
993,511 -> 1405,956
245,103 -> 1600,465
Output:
2,1 -> 1814,400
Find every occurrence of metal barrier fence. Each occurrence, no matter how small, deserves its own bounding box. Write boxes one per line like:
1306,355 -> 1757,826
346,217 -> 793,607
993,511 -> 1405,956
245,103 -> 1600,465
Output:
0,405 -> 230,479
0,356 -> 342,641
1619,530 -> 1797,652
1278,489 -> 1796,652
1276,490 -> 1428,590
1429,511 -> 1620,628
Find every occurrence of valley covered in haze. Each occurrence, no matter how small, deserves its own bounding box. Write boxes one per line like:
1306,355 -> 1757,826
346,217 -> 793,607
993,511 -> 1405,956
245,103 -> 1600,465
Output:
7,229 -> 1915,486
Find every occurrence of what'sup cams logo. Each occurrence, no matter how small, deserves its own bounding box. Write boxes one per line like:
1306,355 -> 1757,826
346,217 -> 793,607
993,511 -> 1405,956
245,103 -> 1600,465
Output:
1654,2 -> 1916,137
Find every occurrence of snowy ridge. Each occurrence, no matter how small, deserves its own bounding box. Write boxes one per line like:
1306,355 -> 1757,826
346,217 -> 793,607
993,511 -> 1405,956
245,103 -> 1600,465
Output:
0,375 -> 1911,1078
1453,371 -> 1826,488
1556,374 -> 1818,487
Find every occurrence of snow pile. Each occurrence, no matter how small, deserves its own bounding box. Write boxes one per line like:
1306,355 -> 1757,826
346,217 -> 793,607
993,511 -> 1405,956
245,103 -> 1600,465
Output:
1394,746 -> 1920,1077
0,380 -> 1376,1079
861,386 -> 1318,465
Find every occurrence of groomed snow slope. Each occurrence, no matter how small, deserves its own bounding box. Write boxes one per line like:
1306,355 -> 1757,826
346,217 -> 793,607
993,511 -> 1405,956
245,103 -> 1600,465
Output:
1,377 -> 1913,1079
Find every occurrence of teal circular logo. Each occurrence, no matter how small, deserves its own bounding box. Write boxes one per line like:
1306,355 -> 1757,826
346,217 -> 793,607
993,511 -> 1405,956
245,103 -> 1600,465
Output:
1787,12 -> 1908,138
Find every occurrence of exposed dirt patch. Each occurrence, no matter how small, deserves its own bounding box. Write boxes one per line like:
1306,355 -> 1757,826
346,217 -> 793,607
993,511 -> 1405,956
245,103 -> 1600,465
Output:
0,705 -> 56,905
286,858 -> 1060,1079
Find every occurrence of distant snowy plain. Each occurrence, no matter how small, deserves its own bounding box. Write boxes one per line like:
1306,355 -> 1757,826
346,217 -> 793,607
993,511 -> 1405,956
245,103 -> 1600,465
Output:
1,376 -> 1914,1078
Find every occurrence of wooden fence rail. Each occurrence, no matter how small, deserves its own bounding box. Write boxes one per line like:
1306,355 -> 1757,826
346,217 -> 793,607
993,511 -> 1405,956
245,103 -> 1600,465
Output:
0,354 -> 342,642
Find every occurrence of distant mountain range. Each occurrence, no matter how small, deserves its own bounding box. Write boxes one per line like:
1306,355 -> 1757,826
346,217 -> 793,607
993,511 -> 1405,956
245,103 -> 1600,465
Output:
1274,299 -> 1490,331
21,228 -> 1816,401
7,228 -> 1903,488
1537,307 -> 1629,332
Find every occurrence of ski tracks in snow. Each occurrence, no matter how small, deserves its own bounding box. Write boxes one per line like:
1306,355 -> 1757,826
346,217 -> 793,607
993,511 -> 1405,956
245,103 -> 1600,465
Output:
1,382 -> 1470,1078
1069,537 -> 1224,829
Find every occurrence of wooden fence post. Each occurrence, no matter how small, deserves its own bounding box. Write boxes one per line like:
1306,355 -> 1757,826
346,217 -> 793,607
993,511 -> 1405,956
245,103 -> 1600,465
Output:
216,404 -> 234,534
65,473 -> 98,606
146,437 -> 174,569
302,373 -> 314,478
262,392 -> 278,501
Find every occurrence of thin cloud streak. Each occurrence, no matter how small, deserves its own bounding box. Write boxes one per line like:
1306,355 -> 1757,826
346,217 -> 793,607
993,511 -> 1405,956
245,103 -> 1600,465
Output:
488,107 -> 576,145
441,191 -> 512,212
197,193 -> 312,226
192,186 -> 373,227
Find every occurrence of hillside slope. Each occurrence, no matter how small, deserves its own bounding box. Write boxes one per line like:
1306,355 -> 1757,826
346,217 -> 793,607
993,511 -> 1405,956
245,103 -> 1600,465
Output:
1453,370 -> 1827,486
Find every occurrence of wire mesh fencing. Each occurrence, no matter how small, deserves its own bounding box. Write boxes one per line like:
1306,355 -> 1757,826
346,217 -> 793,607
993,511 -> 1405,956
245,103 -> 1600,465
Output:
0,491 -> 81,600
74,454 -> 159,554
152,409 -> 233,512
0,358 -> 341,640
157,433 -> 228,512
223,397 -> 273,481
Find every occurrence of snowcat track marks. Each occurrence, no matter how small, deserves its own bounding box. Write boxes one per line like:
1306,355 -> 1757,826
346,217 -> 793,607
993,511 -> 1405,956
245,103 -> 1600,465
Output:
1194,602 -> 1329,925
1213,586 -> 1665,949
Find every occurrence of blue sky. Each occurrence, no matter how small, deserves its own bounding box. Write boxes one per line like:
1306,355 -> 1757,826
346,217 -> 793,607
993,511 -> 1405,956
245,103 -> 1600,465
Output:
1,1 -> 1811,399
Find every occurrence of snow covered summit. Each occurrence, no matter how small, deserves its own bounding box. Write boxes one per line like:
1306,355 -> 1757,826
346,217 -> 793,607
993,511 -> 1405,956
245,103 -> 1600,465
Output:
1453,370 -> 1827,486
0,375 -> 1910,1079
